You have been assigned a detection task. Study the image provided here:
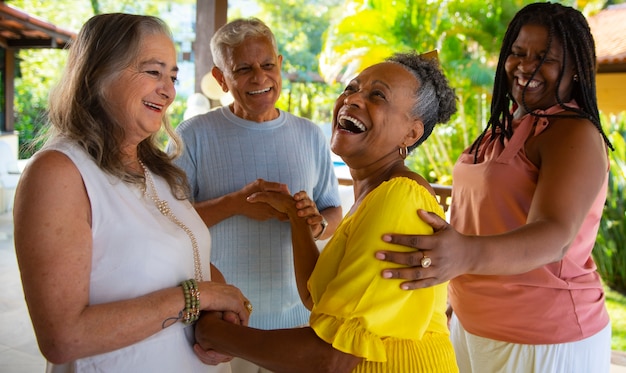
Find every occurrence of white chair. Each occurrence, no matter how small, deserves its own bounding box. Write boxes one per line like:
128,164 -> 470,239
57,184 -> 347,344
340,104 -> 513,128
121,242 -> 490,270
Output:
0,140 -> 21,213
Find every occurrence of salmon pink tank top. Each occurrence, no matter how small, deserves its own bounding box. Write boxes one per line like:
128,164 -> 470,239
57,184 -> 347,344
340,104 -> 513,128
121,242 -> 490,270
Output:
449,102 -> 610,344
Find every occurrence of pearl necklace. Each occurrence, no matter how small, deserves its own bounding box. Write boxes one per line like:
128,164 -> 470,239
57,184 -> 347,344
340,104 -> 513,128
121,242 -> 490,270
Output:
140,161 -> 203,282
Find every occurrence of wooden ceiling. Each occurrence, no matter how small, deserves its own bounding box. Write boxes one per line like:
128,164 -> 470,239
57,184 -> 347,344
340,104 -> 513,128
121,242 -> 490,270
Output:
0,2 -> 75,50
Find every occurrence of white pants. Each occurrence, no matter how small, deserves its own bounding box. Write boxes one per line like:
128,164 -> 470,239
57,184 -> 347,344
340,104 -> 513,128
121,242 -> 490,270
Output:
450,313 -> 611,373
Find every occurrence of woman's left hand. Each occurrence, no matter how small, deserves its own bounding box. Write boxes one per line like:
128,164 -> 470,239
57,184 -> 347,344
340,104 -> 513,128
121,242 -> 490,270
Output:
193,344 -> 233,366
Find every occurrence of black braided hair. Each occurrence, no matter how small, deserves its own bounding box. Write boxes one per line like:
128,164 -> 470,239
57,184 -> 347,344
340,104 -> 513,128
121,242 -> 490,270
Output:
470,2 -> 613,161
386,51 -> 457,151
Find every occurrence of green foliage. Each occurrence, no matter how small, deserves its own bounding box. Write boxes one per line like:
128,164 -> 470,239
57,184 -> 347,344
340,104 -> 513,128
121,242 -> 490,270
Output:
252,0 -> 344,124
7,0 -> 192,157
13,49 -> 67,158
605,284 -> 626,351
594,114 -> 626,295
320,0 -> 440,83
317,0 -> 532,182
317,0 -> 611,183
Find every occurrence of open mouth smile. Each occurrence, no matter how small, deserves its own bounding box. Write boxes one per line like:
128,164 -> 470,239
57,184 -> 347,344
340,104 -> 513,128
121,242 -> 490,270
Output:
337,114 -> 367,133
516,77 -> 541,88
248,87 -> 271,95
143,101 -> 164,112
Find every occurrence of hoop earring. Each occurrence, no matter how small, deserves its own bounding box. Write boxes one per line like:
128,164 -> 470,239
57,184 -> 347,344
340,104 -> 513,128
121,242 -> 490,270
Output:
399,146 -> 408,160
573,74 -> 579,82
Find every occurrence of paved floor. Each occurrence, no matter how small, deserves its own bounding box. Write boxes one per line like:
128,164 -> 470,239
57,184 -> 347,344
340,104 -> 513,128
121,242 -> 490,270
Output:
1,208 -> 625,372
0,211 -> 45,372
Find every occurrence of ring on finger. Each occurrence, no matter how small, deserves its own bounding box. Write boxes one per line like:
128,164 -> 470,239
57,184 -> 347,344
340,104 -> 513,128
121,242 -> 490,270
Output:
244,300 -> 253,313
420,252 -> 432,268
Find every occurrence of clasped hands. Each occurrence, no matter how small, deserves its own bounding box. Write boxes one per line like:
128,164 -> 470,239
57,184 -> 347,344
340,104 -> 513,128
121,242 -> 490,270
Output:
244,180 -> 326,236
192,310 -> 239,365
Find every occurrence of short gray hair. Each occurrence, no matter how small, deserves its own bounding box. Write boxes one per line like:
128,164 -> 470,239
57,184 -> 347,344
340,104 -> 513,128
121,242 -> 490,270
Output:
386,52 -> 457,150
210,18 -> 278,70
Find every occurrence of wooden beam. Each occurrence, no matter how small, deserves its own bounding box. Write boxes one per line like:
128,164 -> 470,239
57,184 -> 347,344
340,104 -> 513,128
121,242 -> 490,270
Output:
194,0 -> 227,96
3,48 -> 14,132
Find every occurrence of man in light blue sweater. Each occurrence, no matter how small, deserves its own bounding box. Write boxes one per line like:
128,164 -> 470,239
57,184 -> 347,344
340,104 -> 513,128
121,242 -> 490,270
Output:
171,18 -> 342,373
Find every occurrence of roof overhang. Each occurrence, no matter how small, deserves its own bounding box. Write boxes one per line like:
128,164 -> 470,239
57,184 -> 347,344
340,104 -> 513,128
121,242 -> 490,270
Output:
0,3 -> 76,50
588,5 -> 626,73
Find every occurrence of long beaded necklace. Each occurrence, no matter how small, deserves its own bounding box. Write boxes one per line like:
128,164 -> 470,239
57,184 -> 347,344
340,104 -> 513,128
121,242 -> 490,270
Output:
139,161 -> 203,282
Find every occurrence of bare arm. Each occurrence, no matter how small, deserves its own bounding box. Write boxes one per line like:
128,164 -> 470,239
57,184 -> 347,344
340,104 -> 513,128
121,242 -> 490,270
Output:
194,314 -> 361,373
377,117 -> 609,288
193,179 -> 290,227
210,263 -> 227,283
14,151 -> 250,363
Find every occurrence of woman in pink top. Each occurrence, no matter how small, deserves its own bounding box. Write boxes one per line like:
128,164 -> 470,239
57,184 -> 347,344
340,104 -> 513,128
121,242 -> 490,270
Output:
375,3 -> 614,372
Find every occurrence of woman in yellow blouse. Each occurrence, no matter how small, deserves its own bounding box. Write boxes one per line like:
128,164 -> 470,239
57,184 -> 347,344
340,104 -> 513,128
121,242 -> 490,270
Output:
193,51 -> 458,373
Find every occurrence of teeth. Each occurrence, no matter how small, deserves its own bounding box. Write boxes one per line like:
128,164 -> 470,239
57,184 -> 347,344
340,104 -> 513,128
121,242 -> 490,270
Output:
338,115 -> 366,132
248,87 -> 271,95
143,101 -> 163,110
518,78 -> 540,88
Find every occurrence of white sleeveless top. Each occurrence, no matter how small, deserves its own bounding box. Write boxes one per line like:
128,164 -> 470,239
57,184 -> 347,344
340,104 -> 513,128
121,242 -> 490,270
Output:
45,138 -> 229,373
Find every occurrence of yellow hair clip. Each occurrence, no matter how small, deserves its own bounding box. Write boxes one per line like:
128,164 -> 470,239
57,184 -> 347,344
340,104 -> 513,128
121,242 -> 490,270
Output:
419,49 -> 439,62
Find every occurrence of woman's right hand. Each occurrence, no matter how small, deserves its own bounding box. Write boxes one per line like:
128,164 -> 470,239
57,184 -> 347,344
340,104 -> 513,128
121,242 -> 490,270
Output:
375,209 -> 470,289
198,281 -> 251,326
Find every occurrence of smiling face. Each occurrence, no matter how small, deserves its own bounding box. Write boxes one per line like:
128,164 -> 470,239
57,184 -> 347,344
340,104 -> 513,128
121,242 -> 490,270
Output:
212,36 -> 283,122
505,24 -> 575,118
107,32 -> 178,153
330,62 -> 423,169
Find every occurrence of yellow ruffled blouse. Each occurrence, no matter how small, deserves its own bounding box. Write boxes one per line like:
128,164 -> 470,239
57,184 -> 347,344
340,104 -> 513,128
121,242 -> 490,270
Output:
309,177 -> 458,372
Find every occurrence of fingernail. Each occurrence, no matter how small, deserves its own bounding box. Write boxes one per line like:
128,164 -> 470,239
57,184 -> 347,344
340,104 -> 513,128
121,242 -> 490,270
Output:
401,284 -> 409,290
382,234 -> 391,242
375,252 -> 386,260
382,271 -> 392,278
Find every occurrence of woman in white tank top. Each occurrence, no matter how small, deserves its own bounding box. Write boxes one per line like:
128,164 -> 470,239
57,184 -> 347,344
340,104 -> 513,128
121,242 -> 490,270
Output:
13,13 -> 251,373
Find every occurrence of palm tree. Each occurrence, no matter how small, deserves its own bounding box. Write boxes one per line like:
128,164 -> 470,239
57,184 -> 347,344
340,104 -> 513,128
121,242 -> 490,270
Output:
318,0 -> 536,183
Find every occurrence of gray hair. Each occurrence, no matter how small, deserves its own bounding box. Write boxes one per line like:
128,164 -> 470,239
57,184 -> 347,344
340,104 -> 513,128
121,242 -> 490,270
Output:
386,52 -> 457,150
210,18 -> 278,70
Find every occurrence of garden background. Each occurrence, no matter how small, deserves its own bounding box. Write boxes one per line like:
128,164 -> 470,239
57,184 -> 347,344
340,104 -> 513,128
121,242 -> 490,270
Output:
4,0 -> 626,352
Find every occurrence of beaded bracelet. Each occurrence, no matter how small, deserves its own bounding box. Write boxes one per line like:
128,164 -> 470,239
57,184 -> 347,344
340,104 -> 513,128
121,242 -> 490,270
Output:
180,279 -> 200,325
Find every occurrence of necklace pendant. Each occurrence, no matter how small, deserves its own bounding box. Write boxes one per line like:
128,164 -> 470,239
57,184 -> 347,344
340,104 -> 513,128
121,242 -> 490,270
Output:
157,200 -> 171,215
140,161 -> 203,282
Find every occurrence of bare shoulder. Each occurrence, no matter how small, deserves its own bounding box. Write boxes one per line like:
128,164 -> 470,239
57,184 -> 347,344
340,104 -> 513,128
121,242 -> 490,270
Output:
18,150 -> 85,195
542,114 -> 605,148
526,114 -> 607,166
15,149 -> 90,225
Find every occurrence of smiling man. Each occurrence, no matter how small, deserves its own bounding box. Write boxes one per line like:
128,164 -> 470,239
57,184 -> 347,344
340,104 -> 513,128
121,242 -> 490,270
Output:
169,18 -> 342,373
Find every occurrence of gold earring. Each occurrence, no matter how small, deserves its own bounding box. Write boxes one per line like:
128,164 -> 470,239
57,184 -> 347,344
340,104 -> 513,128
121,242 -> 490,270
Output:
399,146 -> 408,160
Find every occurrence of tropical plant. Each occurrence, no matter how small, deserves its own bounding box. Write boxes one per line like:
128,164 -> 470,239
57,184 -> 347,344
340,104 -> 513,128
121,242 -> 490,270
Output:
317,0 -> 531,183
317,0 -> 612,183
594,114 -> 626,294
250,0 -> 344,124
